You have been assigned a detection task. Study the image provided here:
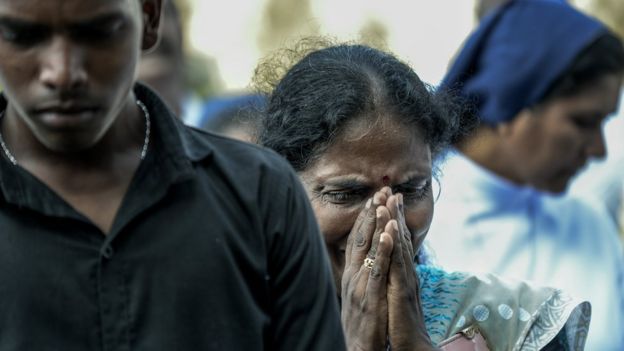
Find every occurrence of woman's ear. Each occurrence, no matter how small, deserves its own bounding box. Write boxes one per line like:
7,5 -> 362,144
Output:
495,120 -> 513,138
140,0 -> 163,51
496,108 -> 532,138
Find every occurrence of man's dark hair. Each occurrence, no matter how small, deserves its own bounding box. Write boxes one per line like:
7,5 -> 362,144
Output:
257,43 -> 461,171
541,32 -> 624,102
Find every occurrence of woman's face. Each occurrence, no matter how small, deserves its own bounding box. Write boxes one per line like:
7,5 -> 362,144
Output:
299,114 -> 434,291
500,73 -> 621,193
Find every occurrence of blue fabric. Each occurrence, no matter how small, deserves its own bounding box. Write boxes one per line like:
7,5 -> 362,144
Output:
441,0 -> 606,125
197,94 -> 266,127
417,265 -> 468,341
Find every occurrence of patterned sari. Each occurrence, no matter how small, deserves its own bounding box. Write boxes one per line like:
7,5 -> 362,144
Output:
418,265 -> 590,350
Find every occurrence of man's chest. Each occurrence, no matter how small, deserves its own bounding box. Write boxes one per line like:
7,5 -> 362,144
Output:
0,198 -> 271,350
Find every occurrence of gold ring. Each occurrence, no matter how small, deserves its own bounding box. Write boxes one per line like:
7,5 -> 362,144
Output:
363,257 -> 375,269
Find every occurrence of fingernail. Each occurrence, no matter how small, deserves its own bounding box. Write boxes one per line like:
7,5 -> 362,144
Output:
365,198 -> 372,209
380,235 -> 385,243
376,206 -> 383,218
392,221 -> 398,231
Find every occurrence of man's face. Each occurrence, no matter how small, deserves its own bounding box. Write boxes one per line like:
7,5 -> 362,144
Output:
0,0 -> 161,152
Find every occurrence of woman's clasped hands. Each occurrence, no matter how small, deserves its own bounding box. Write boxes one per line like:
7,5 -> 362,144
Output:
341,187 -> 438,351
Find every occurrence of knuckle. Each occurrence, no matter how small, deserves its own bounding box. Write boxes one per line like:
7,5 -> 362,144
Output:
368,246 -> 377,257
354,231 -> 367,248
369,265 -> 384,280
345,287 -> 359,301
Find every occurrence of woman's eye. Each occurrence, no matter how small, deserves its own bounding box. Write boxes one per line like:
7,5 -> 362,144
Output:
395,180 -> 432,202
321,190 -> 364,204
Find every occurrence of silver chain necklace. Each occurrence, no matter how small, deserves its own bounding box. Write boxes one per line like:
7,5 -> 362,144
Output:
0,99 -> 151,166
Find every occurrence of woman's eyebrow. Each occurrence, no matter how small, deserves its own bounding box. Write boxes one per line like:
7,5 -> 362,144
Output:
323,178 -> 367,189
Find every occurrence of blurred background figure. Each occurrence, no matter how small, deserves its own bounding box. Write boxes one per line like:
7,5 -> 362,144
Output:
429,1 -> 624,349
475,0 -> 514,18
138,0 -> 222,126
571,0 -> 624,238
139,0 -> 478,133
200,94 -> 265,142
138,0 -> 186,117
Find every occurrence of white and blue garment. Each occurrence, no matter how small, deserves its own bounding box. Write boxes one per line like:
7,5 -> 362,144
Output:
427,150 -> 624,350
418,265 -> 590,350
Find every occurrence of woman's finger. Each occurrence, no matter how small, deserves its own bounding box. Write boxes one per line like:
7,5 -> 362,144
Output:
365,187 -> 392,262
365,232 -> 394,295
387,194 -> 416,277
386,218 -> 407,287
348,191 -> 387,269
345,198 -> 372,266
367,205 -> 391,262
395,194 -> 416,269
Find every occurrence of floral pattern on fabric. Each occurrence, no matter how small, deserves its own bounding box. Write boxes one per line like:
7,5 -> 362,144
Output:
416,265 -> 591,350
518,290 -> 590,351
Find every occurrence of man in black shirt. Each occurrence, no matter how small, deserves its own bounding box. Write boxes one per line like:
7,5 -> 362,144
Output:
0,0 -> 345,350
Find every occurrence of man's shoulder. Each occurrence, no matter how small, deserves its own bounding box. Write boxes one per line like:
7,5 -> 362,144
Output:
179,124 -> 293,179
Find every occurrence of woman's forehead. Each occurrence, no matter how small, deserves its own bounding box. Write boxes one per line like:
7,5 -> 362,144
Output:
339,111 -> 424,142
303,119 -> 432,184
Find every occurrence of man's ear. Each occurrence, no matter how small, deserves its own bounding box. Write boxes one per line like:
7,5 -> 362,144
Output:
141,0 -> 163,51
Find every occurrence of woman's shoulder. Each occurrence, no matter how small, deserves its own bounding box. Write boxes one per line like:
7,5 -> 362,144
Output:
416,265 -> 590,350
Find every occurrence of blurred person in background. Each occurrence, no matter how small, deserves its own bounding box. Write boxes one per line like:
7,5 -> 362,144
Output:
258,40 -> 591,350
571,0 -> 624,237
138,0 -> 218,126
475,0 -> 512,19
200,94 -> 265,142
429,1 -> 624,349
571,96 -> 624,237
137,0 -> 185,117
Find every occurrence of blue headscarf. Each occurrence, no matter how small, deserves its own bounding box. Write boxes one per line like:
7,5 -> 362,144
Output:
441,0 -> 607,125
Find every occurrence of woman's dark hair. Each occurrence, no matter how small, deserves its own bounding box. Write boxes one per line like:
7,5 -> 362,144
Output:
541,32 -> 624,102
256,41 -> 461,172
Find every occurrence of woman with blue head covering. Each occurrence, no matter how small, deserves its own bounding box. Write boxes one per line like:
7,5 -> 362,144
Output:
429,1 -> 624,349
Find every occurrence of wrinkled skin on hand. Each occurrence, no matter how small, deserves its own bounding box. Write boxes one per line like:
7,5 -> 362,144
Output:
386,193 -> 437,351
341,191 -> 393,351
341,189 -> 439,351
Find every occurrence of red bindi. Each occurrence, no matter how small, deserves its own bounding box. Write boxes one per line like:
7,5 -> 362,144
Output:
382,175 -> 390,185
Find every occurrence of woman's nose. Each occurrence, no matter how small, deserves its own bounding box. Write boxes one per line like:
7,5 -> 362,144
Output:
585,126 -> 607,160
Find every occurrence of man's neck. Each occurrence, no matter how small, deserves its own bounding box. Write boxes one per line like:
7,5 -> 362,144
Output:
0,93 -> 147,234
2,94 -> 144,172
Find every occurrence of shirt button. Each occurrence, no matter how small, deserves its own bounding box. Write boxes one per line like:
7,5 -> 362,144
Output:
101,245 -> 114,259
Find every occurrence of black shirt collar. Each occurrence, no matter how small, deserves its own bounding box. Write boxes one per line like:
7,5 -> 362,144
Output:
0,83 -> 213,219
